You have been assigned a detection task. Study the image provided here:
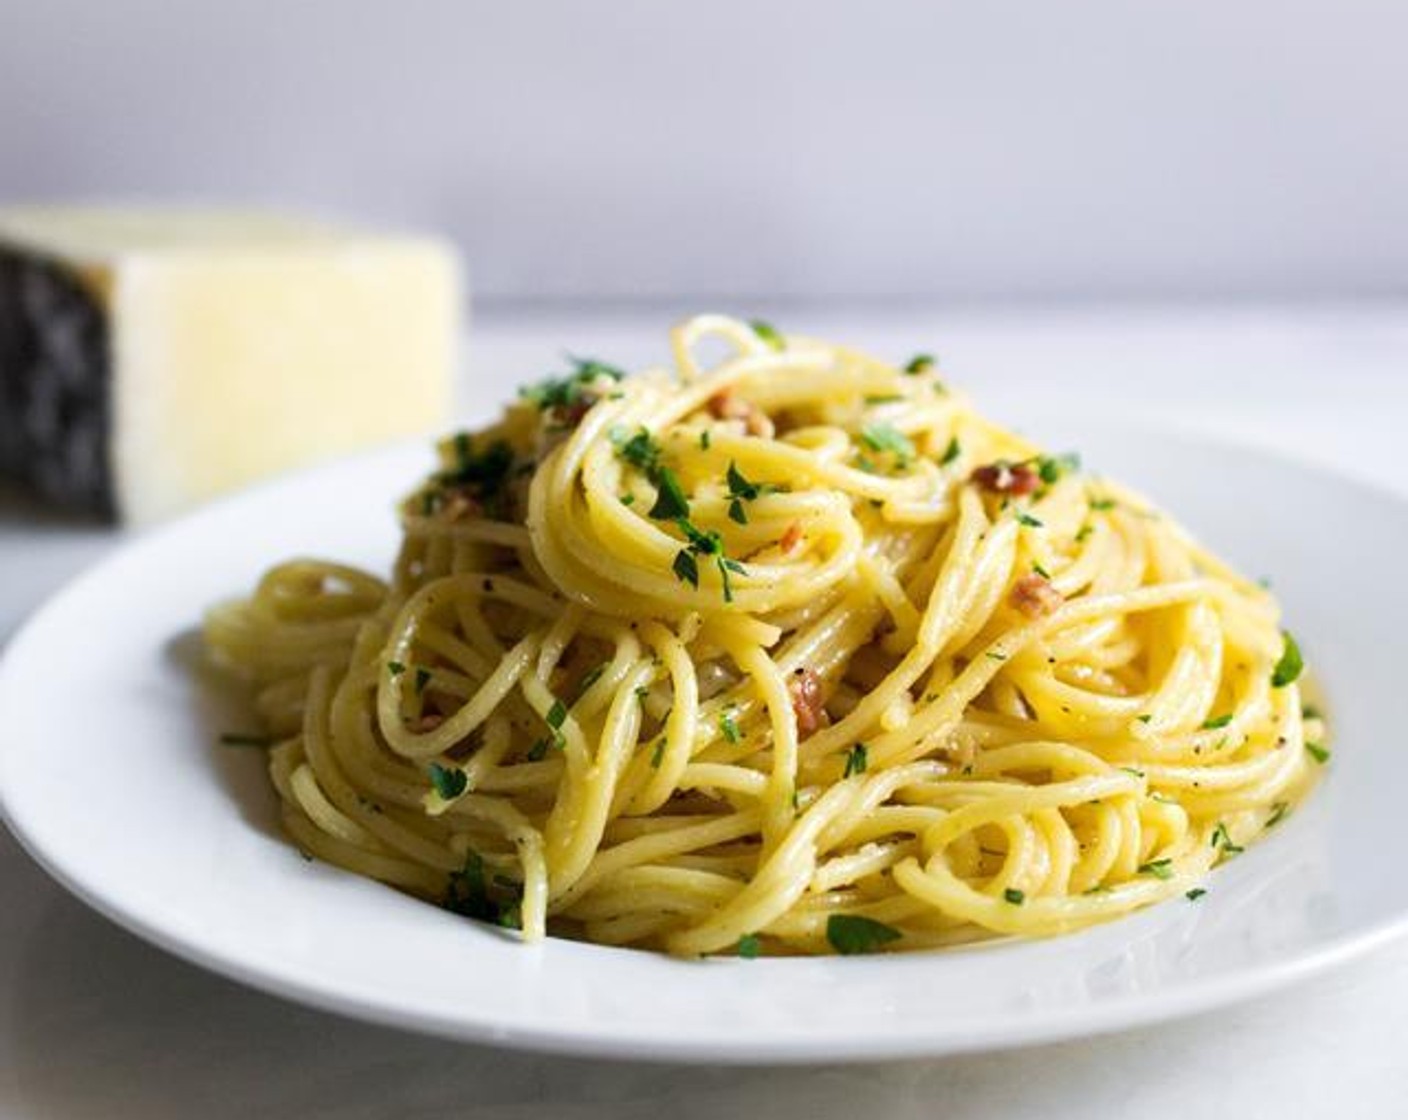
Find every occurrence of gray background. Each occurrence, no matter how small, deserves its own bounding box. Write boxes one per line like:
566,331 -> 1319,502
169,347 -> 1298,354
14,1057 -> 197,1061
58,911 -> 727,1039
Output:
3,0 -> 1404,305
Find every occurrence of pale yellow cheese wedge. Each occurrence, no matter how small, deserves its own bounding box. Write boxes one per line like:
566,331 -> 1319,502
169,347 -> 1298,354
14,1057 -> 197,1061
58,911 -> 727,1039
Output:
0,206 -> 462,524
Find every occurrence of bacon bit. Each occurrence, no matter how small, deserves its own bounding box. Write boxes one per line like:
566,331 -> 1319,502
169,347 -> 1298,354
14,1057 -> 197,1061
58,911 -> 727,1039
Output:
789,667 -> 825,737
410,713 -> 445,733
971,461 -> 1039,496
707,389 -> 776,439
438,490 -> 483,522
551,398 -> 594,430
1010,573 -> 1064,619
779,522 -> 804,554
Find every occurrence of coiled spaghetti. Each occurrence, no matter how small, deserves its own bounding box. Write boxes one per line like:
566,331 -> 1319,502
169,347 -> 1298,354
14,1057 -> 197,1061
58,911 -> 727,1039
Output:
204,314 -> 1323,956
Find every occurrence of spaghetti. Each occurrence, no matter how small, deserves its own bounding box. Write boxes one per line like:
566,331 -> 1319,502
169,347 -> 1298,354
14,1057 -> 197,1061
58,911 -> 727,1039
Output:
204,314 -> 1323,956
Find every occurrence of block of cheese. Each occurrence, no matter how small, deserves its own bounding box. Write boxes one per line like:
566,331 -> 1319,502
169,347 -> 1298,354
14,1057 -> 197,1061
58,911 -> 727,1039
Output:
0,207 -> 461,524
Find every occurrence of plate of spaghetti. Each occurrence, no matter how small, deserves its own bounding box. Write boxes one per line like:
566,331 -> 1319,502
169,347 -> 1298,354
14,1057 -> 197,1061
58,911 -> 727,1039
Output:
2,314 -> 1405,1062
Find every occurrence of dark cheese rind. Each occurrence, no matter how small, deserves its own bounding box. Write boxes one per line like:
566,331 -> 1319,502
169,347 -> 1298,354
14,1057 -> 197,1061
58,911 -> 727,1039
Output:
0,247 -> 115,518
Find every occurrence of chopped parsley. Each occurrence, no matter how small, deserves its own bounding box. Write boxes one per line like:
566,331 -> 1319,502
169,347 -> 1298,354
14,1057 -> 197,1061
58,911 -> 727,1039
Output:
1003,888 -> 1026,905
717,556 -> 746,603
219,732 -> 272,748
650,739 -> 665,768
1305,742 -> 1331,764
1016,511 -> 1044,528
1089,496 -> 1117,511
903,353 -> 935,375
1186,887 -> 1207,901
720,709 -> 741,744
673,549 -> 700,588
387,660 -> 406,677
1138,858 -> 1174,880
940,436 -> 961,466
1210,821 -> 1244,855
1302,703 -> 1323,721
620,493 -> 636,506
576,664 -> 607,698
1266,801 -> 1291,827
737,933 -> 762,959
414,667 -> 433,695
443,851 -> 522,929
546,699 -> 568,730
519,355 -> 624,411
1271,631 -> 1304,688
842,743 -> 869,778
1037,452 -> 1080,485
859,423 -> 915,467
726,459 -> 774,524
1032,560 -> 1051,579
525,737 -> 553,762
826,914 -> 902,954
613,426 -> 664,474
1201,713 -> 1233,730
669,517 -> 747,602
1136,714 -> 1153,724
750,319 -> 785,351
428,762 -> 468,800
1075,523 -> 1094,543
433,437 -> 515,518
647,466 -> 691,520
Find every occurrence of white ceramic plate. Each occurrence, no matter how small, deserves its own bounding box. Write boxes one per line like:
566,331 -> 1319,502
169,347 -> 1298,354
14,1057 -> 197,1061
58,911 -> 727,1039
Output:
2,422 -> 1406,1064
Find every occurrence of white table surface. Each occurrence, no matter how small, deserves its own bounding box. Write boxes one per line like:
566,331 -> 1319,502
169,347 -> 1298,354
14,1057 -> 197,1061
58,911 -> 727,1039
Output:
2,303 -> 1407,1118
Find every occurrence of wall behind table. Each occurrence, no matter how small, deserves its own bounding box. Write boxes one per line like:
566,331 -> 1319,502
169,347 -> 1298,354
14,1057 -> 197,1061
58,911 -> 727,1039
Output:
2,0 -> 1404,304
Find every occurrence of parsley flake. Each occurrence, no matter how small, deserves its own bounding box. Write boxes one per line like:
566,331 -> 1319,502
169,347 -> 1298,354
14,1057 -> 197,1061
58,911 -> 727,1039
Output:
614,427 -> 663,475
940,436 -> 961,466
826,914 -> 902,954
842,743 -> 869,778
443,851 -> 522,928
859,423 -> 915,467
673,549 -> 700,588
1138,858 -> 1174,880
750,319 -> 784,351
574,664 -> 607,701
1210,821 -> 1244,855
737,933 -> 761,959
1186,887 -> 1207,901
903,354 -> 935,375
1271,631 -> 1304,688
1016,511 -> 1044,528
1003,888 -> 1026,905
428,762 -> 468,800
720,709 -> 741,744
1306,742 -> 1331,764
1037,453 -> 1080,485
1201,713 -> 1233,730
387,660 -> 406,677
647,466 -> 690,520
519,355 -> 624,411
